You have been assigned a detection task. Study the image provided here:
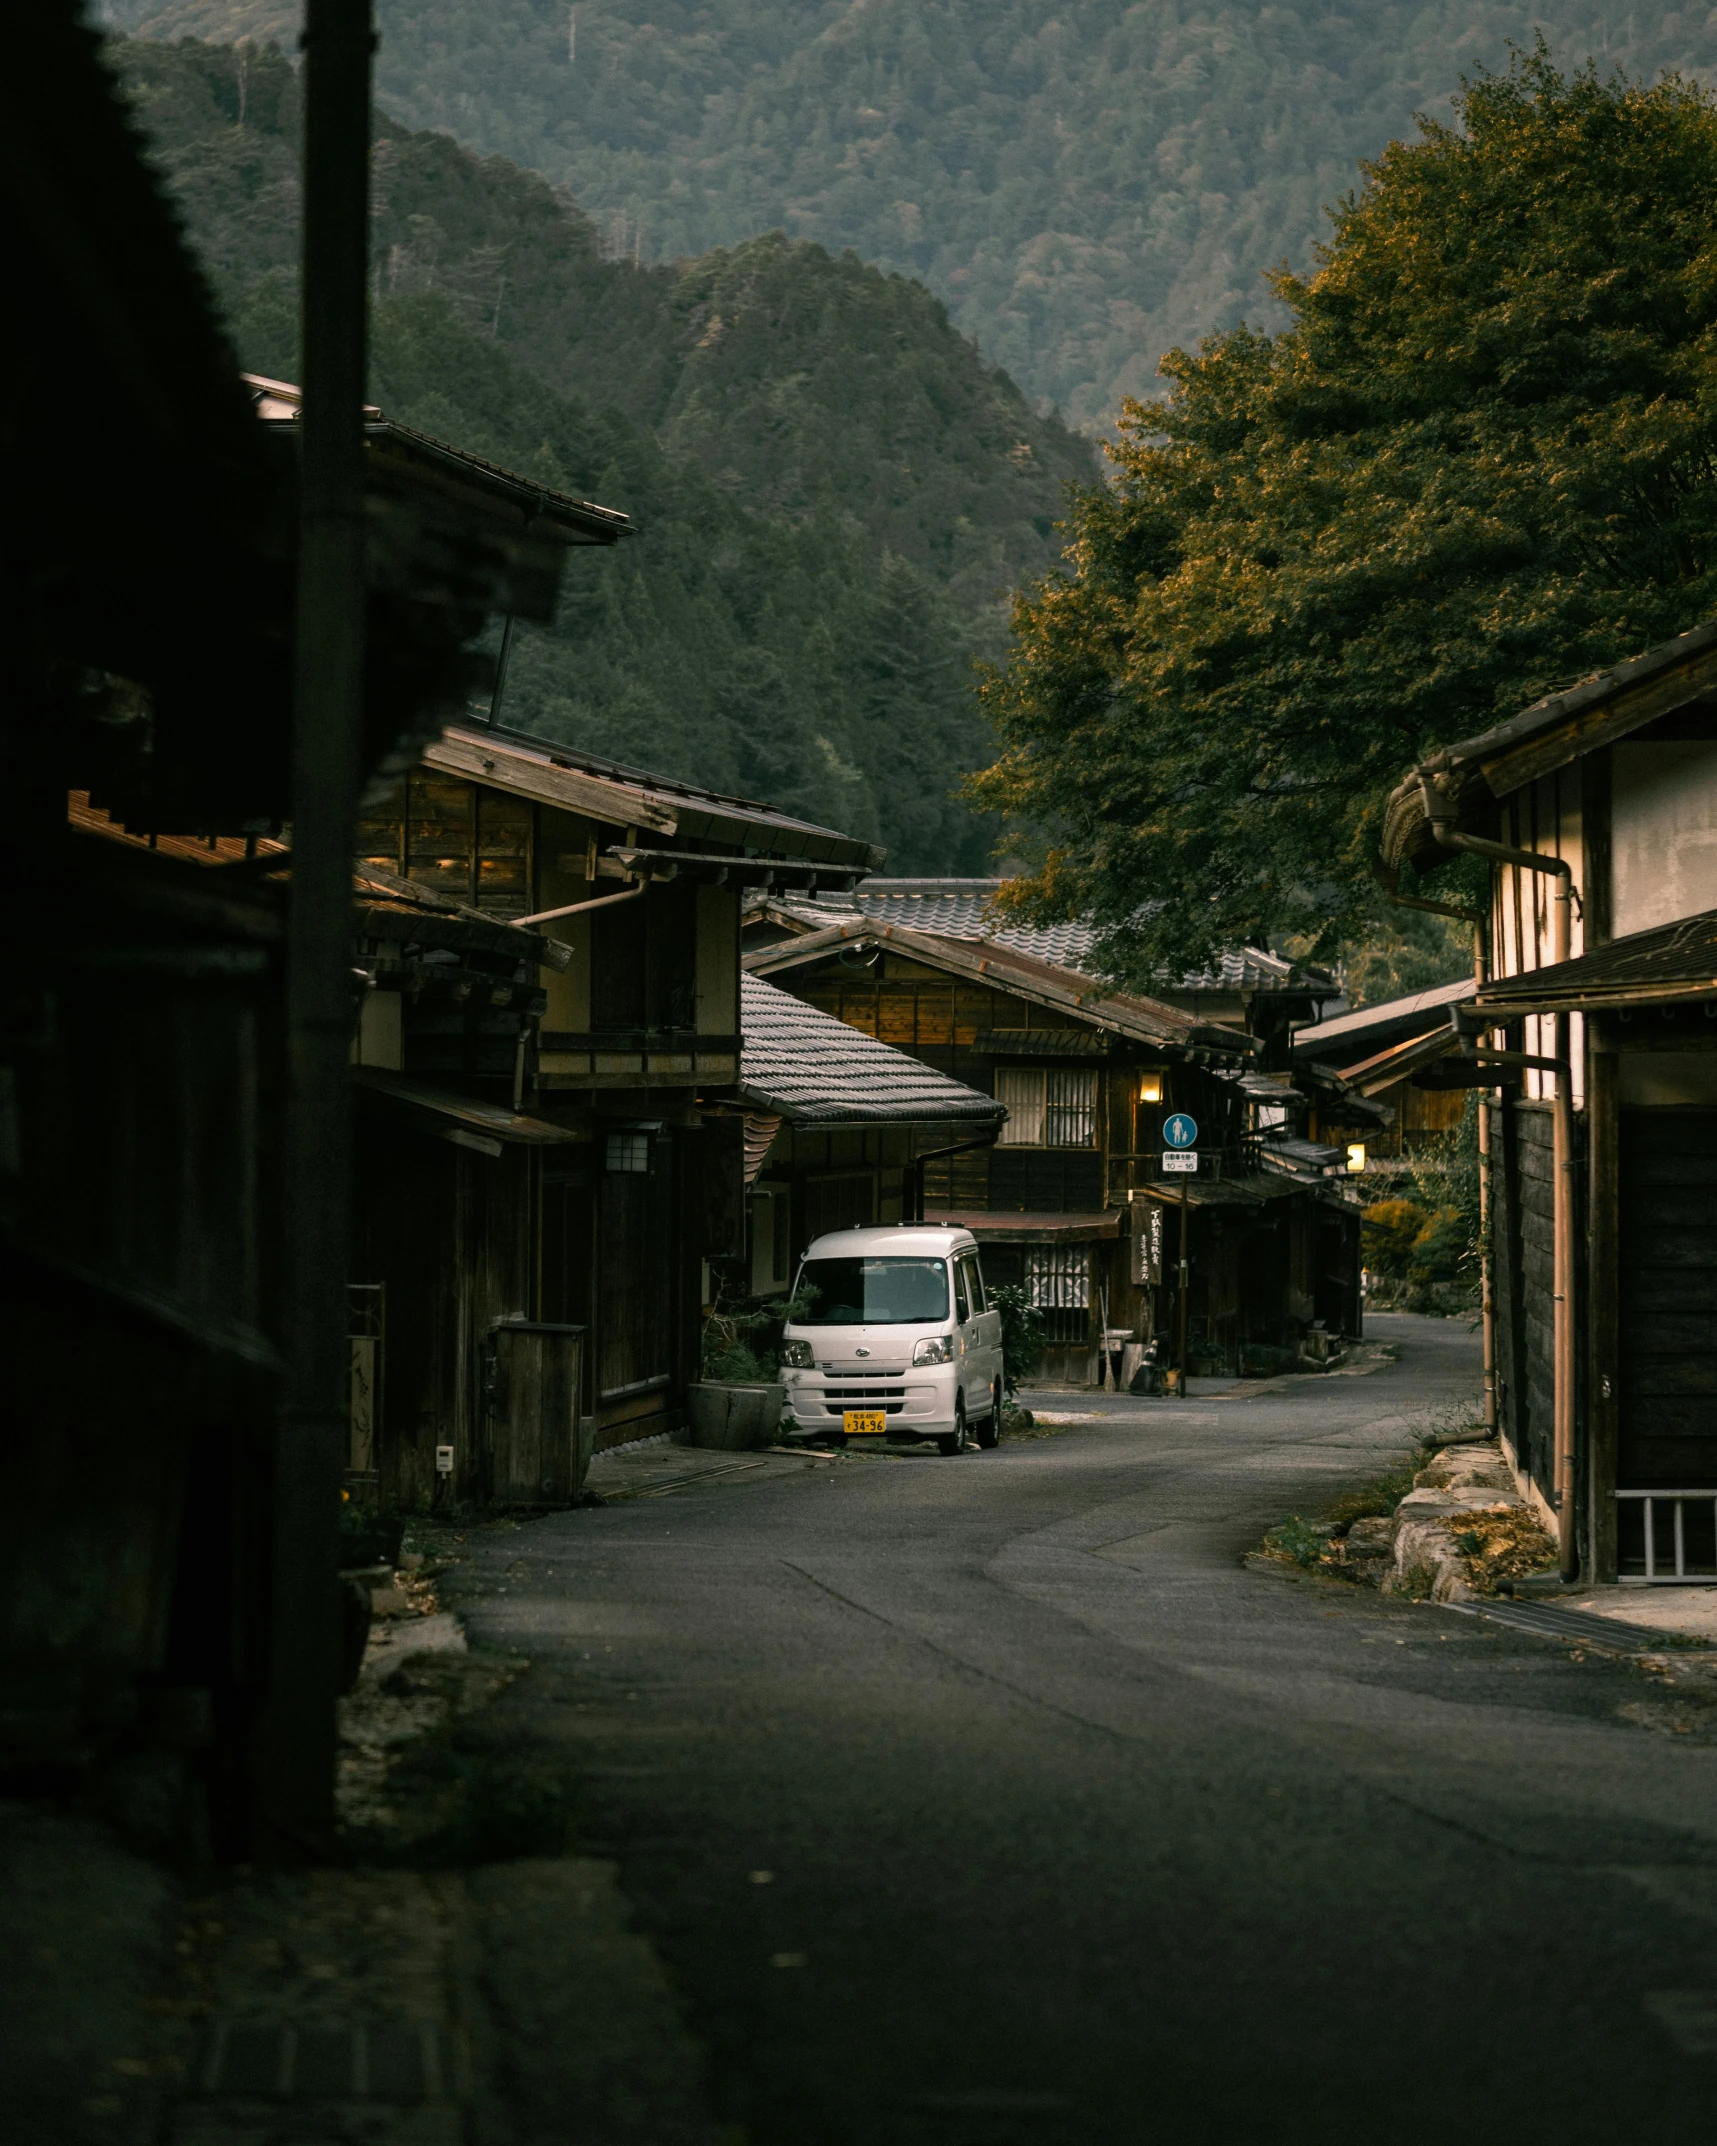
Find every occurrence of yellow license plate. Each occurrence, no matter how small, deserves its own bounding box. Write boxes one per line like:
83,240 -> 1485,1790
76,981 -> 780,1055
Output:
843,1410 -> 887,1436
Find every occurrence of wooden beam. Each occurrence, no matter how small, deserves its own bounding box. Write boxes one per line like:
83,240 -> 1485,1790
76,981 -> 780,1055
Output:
424,734 -> 679,836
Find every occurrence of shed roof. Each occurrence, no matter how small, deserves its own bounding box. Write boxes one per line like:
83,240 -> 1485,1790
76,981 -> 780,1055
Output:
1469,907 -> 1717,1017
1292,979 -> 1474,1062
928,1211 -> 1121,1243
739,975 -> 1006,1129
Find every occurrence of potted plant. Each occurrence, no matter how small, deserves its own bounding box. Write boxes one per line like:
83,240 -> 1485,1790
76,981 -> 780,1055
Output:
683,1280 -> 815,1450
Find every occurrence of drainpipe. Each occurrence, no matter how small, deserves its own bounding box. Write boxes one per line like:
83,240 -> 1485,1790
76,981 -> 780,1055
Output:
1371,860 -> 1496,1440
513,879 -> 644,928
1419,773 -> 1579,1581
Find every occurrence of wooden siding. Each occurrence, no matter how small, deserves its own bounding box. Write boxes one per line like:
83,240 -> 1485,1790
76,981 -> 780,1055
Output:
1495,1098 -> 1557,1503
1617,1107 -> 1717,1486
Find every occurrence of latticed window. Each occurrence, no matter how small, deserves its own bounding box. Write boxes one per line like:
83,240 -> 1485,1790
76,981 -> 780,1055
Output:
1024,1245 -> 1091,1342
996,1067 -> 1097,1148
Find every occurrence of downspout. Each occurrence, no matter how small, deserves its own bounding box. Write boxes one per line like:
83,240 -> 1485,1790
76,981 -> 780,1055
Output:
1419,773 -> 1579,1581
513,879 -> 645,928
1371,860 -> 1496,1441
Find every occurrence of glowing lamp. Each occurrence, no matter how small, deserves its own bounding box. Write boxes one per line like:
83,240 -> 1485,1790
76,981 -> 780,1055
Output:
1345,1143 -> 1367,1174
1138,1072 -> 1164,1104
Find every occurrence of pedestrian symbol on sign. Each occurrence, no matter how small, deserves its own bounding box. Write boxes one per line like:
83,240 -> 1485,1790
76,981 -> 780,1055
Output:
1163,1113 -> 1198,1149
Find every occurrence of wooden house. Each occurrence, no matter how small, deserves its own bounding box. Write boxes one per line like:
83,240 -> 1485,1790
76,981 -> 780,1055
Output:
347,723 -> 884,1495
721,972 -> 1007,1299
0,7 -> 635,1851
819,879 -> 1341,1068
1380,621 -> 1717,1583
744,900 -> 1364,1384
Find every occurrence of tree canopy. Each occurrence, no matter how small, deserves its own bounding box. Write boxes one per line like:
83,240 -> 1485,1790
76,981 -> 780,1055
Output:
971,48 -> 1717,982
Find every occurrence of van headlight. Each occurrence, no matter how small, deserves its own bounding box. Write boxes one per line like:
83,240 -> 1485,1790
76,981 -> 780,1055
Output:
912,1334 -> 954,1366
779,1339 -> 813,1369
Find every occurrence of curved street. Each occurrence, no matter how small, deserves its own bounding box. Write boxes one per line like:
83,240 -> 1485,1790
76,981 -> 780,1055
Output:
448,1313 -> 1717,2144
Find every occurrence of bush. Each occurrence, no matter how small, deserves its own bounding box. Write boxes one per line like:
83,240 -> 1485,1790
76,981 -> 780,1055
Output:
1409,1204 -> 1470,1284
988,1284 -> 1044,1396
1362,1197 -> 1429,1278
700,1279 -> 818,1382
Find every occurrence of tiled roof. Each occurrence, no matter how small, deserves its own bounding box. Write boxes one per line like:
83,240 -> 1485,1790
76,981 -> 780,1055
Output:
769,882 -> 1323,993
739,975 -> 1007,1128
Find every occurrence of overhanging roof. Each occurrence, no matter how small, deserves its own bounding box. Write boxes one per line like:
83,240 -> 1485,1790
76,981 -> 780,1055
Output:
1382,621 -> 1717,869
249,374 -> 631,548
1471,907 -> 1717,1018
424,725 -> 885,873
928,1210 -> 1122,1243
354,1070 -> 582,1153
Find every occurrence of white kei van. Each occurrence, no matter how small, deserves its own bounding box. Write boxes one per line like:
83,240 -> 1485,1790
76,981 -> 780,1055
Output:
778,1224 -> 1006,1455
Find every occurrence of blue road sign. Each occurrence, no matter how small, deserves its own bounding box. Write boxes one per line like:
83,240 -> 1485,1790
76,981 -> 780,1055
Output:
1163,1112 -> 1198,1149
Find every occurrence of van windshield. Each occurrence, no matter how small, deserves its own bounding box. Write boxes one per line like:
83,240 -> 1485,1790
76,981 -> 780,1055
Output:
794,1257 -> 949,1326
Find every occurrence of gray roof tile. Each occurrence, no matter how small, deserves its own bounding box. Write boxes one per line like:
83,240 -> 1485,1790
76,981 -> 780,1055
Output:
739,974 -> 1006,1128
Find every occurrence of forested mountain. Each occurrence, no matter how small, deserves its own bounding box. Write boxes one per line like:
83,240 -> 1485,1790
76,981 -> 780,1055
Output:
111,2 -> 1717,428
109,33 -> 1095,867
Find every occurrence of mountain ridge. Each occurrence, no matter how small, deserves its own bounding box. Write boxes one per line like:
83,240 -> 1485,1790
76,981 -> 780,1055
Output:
111,1 -> 1717,428
111,31 -> 1096,868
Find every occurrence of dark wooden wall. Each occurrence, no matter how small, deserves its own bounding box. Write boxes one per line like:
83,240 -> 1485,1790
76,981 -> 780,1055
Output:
1495,1098 -> 1557,1502
351,1107 -> 536,1510
1617,1106 -> 1717,1488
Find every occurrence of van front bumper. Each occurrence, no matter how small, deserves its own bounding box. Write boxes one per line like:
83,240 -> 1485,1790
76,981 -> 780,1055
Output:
781,1370 -> 955,1435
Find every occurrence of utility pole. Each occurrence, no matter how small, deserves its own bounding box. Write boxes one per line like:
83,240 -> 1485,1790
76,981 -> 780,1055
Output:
1177,1176 -> 1190,1384
263,0 -> 374,1854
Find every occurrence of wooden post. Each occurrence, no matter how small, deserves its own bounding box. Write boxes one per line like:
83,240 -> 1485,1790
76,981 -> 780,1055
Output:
1587,1043 -> 1620,1581
263,0 -> 374,1854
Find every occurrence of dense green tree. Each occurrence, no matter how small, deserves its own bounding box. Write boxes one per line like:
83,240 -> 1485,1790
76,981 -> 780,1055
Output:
970,50 -> 1717,983
108,31 -> 1093,868
115,1 -> 1717,426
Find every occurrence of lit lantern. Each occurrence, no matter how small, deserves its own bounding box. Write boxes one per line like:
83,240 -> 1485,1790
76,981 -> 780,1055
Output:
1346,1143 -> 1367,1174
1138,1071 -> 1163,1104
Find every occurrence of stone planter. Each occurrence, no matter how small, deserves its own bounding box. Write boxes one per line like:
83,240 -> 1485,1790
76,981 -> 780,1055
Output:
684,1381 -> 786,1451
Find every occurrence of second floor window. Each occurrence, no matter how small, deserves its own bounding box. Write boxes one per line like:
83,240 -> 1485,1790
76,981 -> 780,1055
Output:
996,1066 -> 1097,1148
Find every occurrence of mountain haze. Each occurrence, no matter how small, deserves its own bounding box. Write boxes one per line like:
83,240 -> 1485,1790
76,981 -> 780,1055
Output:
115,2 -> 1717,428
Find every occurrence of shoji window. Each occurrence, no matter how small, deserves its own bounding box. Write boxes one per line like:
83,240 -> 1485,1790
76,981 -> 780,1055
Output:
996,1067 -> 1096,1147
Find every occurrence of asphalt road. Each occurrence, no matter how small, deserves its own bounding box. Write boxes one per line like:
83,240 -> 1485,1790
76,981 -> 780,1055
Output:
450,1314 -> 1717,2145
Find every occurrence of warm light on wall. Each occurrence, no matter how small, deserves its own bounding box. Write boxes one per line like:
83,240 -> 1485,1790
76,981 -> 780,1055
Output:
1138,1072 -> 1163,1104
1346,1143 -> 1367,1174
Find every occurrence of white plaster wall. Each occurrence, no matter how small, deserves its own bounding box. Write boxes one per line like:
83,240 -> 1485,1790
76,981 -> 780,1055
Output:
1612,740 -> 1717,936
1491,770 -> 1584,1102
